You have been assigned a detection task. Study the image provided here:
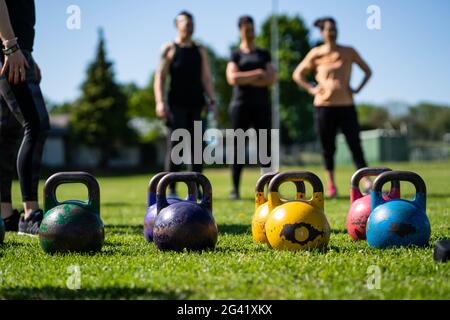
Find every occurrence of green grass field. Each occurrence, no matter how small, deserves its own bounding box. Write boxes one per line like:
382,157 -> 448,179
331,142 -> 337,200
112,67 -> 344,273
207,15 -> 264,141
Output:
1,162 -> 449,300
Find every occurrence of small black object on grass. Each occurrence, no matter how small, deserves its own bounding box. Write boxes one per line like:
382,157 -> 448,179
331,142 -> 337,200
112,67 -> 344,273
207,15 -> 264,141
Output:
434,240 -> 450,263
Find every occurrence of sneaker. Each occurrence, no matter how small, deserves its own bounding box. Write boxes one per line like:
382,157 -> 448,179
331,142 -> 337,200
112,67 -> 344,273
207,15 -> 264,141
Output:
327,185 -> 338,199
3,209 -> 21,232
18,209 -> 44,237
229,190 -> 241,200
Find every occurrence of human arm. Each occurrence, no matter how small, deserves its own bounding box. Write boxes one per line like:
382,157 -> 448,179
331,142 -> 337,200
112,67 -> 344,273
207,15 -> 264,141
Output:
0,0 -> 30,84
226,60 -> 267,86
153,43 -> 174,119
350,47 -> 372,94
292,48 -> 322,96
199,46 -> 219,120
251,61 -> 277,87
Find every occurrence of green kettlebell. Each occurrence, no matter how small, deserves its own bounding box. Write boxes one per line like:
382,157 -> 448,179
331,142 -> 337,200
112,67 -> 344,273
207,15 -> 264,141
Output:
39,172 -> 105,254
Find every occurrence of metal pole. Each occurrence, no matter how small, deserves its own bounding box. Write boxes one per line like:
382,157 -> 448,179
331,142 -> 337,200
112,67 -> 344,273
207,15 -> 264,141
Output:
270,0 -> 281,171
271,0 -> 280,131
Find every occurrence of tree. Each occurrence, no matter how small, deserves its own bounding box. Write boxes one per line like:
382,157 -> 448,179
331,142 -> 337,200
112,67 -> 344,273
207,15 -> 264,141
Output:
405,103 -> 450,140
357,103 -> 390,130
205,46 -> 232,128
70,29 -> 137,168
257,14 -> 314,144
50,102 -> 74,115
126,77 -> 156,120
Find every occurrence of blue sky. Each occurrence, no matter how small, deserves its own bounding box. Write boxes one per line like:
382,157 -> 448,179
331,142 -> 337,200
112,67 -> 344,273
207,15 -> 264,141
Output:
33,0 -> 450,107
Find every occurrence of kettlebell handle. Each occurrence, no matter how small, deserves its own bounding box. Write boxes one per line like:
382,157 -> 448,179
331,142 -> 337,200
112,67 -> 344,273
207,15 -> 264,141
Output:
255,172 -> 306,209
269,172 -> 323,194
255,172 -> 277,194
44,172 -> 100,213
256,172 -> 306,195
148,172 -> 197,207
156,172 -> 212,214
351,167 -> 400,201
372,171 -> 427,210
268,171 -> 324,210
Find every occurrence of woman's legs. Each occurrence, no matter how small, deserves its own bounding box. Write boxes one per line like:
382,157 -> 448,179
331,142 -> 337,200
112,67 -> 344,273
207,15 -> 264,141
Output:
1,53 -> 49,219
230,105 -> 252,199
339,106 -> 371,189
12,64 -> 50,217
0,99 -> 22,219
340,106 -> 367,168
315,107 -> 339,196
254,105 -> 273,173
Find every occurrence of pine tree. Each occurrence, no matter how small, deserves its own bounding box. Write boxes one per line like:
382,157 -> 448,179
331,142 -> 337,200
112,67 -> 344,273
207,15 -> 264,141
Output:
70,28 -> 137,168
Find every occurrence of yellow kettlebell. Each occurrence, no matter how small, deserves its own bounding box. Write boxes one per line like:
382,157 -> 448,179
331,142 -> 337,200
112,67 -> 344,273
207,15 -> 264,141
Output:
252,172 -> 305,245
265,172 -> 330,251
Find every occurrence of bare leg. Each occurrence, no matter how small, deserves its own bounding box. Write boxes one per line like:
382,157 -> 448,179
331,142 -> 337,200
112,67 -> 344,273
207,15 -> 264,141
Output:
362,177 -> 373,192
325,170 -> 337,197
23,201 -> 39,219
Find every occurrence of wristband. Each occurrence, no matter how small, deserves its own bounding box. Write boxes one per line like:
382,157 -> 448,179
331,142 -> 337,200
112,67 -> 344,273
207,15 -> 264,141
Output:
2,43 -> 20,56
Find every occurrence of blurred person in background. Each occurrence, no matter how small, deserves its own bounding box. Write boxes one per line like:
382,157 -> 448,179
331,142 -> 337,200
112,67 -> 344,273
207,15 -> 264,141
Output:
154,11 -> 218,197
293,17 -> 372,198
226,15 -> 277,200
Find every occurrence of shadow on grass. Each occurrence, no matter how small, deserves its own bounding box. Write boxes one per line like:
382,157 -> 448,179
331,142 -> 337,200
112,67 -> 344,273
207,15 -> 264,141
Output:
214,195 -> 355,201
214,197 -> 254,202
427,193 -> 450,199
218,224 -> 250,235
331,229 -> 348,235
106,224 -> 143,235
0,240 -> 24,248
0,286 -> 192,300
213,245 -> 270,254
326,195 -> 351,201
102,202 -> 131,208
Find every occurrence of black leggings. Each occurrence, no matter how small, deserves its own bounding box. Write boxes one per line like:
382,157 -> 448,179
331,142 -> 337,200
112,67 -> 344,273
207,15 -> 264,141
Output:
0,51 -> 50,203
230,104 -> 272,192
164,106 -> 203,192
314,106 -> 367,172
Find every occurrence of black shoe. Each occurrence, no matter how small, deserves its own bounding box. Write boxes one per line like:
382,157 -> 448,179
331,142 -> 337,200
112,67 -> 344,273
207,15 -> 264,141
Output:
3,209 -> 21,232
18,209 -> 44,237
229,190 -> 241,200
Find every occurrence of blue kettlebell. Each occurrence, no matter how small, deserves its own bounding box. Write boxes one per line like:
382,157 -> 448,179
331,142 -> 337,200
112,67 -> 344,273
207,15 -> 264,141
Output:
153,172 -> 218,252
367,171 -> 431,248
144,172 -> 197,242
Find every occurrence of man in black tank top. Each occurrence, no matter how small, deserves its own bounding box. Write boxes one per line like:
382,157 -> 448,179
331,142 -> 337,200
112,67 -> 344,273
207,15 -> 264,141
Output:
168,42 -> 205,108
154,11 -> 217,196
1,0 -> 50,235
